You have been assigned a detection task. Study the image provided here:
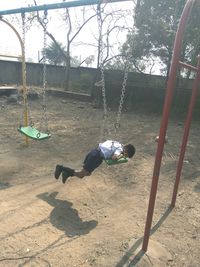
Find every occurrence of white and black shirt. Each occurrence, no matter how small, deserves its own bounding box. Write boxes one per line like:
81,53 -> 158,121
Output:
98,140 -> 123,160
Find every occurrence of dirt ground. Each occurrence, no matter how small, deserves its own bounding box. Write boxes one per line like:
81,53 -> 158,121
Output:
0,90 -> 200,267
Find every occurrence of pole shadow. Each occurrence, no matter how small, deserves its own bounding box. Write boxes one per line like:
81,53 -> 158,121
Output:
37,191 -> 98,237
115,205 -> 173,267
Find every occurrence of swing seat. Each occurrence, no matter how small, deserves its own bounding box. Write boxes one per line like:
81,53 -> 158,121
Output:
105,156 -> 128,166
18,125 -> 51,140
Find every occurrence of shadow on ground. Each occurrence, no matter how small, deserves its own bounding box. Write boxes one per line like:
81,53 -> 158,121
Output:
115,206 -> 173,267
37,191 -> 98,237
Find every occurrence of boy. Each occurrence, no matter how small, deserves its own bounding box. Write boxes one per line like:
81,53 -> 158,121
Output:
54,140 -> 136,184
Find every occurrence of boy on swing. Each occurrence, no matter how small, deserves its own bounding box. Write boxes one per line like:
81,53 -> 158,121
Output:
54,140 -> 136,184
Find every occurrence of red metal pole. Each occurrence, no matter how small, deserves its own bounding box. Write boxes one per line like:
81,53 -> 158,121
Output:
142,0 -> 195,252
171,56 -> 200,207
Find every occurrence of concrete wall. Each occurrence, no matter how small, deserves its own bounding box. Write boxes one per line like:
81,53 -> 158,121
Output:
0,60 -> 96,89
0,59 -> 199,115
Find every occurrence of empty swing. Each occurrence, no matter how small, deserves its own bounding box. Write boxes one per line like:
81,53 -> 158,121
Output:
97,6 -> 131,166
18,11 -> 51,141
18,125 -> 50,141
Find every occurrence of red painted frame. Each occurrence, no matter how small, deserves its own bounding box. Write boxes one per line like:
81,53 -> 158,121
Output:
142,0 -> 199,252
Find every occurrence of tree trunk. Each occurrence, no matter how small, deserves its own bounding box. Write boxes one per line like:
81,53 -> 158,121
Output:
64,51 -> 70,91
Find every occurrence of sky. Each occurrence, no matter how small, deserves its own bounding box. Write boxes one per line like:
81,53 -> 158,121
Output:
0,0 -> 134,66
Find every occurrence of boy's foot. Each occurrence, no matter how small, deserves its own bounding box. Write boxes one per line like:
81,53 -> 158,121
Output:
62,171 -> 70,184
54,165 -> 63,179
62,167 -> 74,184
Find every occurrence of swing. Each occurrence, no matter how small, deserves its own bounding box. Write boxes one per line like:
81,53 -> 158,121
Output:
105,156 -> 128,166
18,125 -> 50,140
97,6 -> 132,166
18,12 -> 50,141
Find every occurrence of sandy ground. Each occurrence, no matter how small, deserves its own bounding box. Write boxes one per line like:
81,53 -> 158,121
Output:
0,91 -> 200,267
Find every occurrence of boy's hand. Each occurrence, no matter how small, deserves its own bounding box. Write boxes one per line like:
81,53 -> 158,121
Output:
112,153 -> 123,160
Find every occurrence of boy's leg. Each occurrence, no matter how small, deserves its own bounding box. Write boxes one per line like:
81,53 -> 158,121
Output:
54,165 -> 74,181
62,167 -> 89,183
82,149 -> 103,176
62,167 -> 75,183
73,168 -> 91,178
54,165 -> 63,179
54,165 -> 74,178
61,148 -> 103,184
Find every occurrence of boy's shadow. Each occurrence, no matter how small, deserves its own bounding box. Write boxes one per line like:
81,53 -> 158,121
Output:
37,192 -> 98,237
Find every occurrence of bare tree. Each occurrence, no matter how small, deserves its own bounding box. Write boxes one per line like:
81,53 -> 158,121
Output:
62,7 -> 97,90
26,1 -> 133,90
32,0 -> 97,90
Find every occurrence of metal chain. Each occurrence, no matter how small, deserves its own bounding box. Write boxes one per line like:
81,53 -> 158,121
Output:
97,2 -> 134,141
97,5 -> 110,140
21,12 -> 32,126
41,10 -> 49,133
114,23 -> 134,137
114,51 -> 132,134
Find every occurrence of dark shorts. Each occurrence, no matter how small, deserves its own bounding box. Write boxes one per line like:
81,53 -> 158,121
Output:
83,148 -> 103,173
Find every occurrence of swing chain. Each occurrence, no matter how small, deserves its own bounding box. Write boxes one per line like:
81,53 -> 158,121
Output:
115,56 -> 131,132
115,26 -> 134,136
21,12 -> 33,126
97,2 -> 134,140
41,9 -> 49,133
97,5 -> 110,139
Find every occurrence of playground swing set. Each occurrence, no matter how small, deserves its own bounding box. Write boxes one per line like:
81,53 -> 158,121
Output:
0,2 -> 128,164
0,11 -> 51,144
96,2 -> 134,166
0,0 -> 199,257
18,11 -> 51,141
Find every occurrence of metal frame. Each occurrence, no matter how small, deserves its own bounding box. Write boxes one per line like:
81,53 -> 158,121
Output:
0,0 -> 131,16
0,0 -> 199,255
0,17 -> 29,145
142,0 -> 199,252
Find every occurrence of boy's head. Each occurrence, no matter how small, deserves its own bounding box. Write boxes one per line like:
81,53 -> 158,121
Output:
123,144 -> 136,158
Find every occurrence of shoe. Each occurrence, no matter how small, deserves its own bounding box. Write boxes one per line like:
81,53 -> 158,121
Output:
54,165 -> 63,179
62,167 -> 74,184
62,171 -> 70,184
62,167 -> 74,175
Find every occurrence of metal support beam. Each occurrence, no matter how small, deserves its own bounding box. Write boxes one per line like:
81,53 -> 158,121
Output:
0,0 -> 131,16
142,0 -> 196,253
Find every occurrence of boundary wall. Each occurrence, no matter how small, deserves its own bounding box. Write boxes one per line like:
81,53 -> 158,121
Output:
0,59 -> 198,114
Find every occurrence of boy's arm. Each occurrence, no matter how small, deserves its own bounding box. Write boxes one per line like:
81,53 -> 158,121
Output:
111,152 -> 123,160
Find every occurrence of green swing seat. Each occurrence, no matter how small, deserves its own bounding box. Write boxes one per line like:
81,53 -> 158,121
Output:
18,125 -> 51,140
105,156 -> 128,166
